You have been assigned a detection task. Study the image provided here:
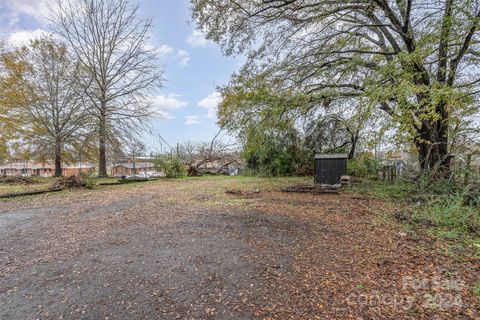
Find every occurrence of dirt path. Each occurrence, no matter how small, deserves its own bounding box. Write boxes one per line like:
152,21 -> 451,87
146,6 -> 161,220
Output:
0,178 -> 478,319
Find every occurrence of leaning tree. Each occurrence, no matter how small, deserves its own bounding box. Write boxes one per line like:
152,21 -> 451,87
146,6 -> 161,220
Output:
191,0 -> 480,177
52,0 -> 163,176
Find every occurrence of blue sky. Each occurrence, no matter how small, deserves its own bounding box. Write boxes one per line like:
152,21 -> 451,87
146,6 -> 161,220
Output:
0,0 -> 242,152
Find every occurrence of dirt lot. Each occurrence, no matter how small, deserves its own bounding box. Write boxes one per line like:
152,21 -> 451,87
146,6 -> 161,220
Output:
0,177 -> 478,319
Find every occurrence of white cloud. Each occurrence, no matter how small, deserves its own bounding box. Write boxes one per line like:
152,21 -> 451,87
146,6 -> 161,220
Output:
156,110 -> 175,120
177,50 -> 190,67
153,94 -> 187,110
185,115 -> 200,125
186,30 -> 210,48
7,28 -> 50,47
3,0 -> 54,24
156,44 -> 174,58
198,92 -> 221,118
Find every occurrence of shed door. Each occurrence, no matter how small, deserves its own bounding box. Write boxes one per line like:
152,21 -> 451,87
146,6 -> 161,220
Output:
315,158 -> 346,185
323,159 -> 336,184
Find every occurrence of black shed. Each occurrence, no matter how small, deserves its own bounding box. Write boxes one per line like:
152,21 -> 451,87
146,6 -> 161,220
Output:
314,153 -> 348,185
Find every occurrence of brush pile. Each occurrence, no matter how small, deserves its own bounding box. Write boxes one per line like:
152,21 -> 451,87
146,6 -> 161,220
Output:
53,176 -> 88,189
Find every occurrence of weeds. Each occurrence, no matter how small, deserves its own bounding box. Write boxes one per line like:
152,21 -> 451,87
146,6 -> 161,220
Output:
412,193 -> 479,238
349,179 -> 416,200
350,176 -> 480,246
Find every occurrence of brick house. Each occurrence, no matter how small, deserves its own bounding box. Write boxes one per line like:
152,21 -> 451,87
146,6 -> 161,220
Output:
62,164 -> 96,177
111,162 -> 156,176
0,161 -> 53,177
0,161 -> 95,177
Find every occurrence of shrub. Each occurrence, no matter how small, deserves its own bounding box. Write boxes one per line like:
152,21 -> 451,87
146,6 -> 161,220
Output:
243,141 -> 312,177
347,154 -> 380,178
79,171 -> 96,189
154,155 -> 186,178
347,160 -> 368,177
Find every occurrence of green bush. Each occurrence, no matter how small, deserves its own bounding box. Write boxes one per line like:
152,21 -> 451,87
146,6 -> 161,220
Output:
347,153 -> 380,178
154,155 -> 186,178
347,160 -> 368,177
243,138 -> 312,177
79,171 -> 96,189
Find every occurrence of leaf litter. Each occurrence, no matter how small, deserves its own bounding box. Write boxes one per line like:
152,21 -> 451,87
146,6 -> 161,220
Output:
0,177 -> 478,319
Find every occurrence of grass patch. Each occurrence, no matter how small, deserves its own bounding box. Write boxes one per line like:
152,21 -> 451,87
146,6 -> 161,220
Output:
93,177 -> 119,184
348,179 -> 417,201
0,177 -> 54,195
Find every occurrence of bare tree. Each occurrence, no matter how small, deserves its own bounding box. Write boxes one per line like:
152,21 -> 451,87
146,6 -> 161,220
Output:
178,131 -> 240,176
2,37 -> 89,176
51,0 -> 163,176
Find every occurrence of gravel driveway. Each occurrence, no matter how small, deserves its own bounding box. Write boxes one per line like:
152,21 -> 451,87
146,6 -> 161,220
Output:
0,178 -> 478,319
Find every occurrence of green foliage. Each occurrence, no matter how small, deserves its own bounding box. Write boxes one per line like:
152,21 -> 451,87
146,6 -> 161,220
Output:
347,153 -> 380,178
217,73 -> 374,177
242,128 -> 312,177
351,179 -> 417,200
0,141 -> 8,160
412,174 -> 480,240
154,155 -> 186,178
0,48 -> 27,146
412,192 -> 479,238
192,0 -> 480,175
364,51 -> 474,142
351,177 -> 480,240
347,160 -> 366,177
79,171 -> 96,189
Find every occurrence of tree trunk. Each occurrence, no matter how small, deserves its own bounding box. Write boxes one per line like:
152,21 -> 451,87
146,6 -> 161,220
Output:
464,153 -> 472,185
54,141 -> 63,177
414,117 -> 451,178
348,135 -> 358,160
98,105 -> 108,177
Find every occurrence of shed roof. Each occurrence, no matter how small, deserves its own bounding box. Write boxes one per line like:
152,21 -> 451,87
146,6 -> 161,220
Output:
314,153 -> 348,159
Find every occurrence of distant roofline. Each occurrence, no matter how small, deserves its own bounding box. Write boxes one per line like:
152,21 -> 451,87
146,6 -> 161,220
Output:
112,162 -> 155,169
